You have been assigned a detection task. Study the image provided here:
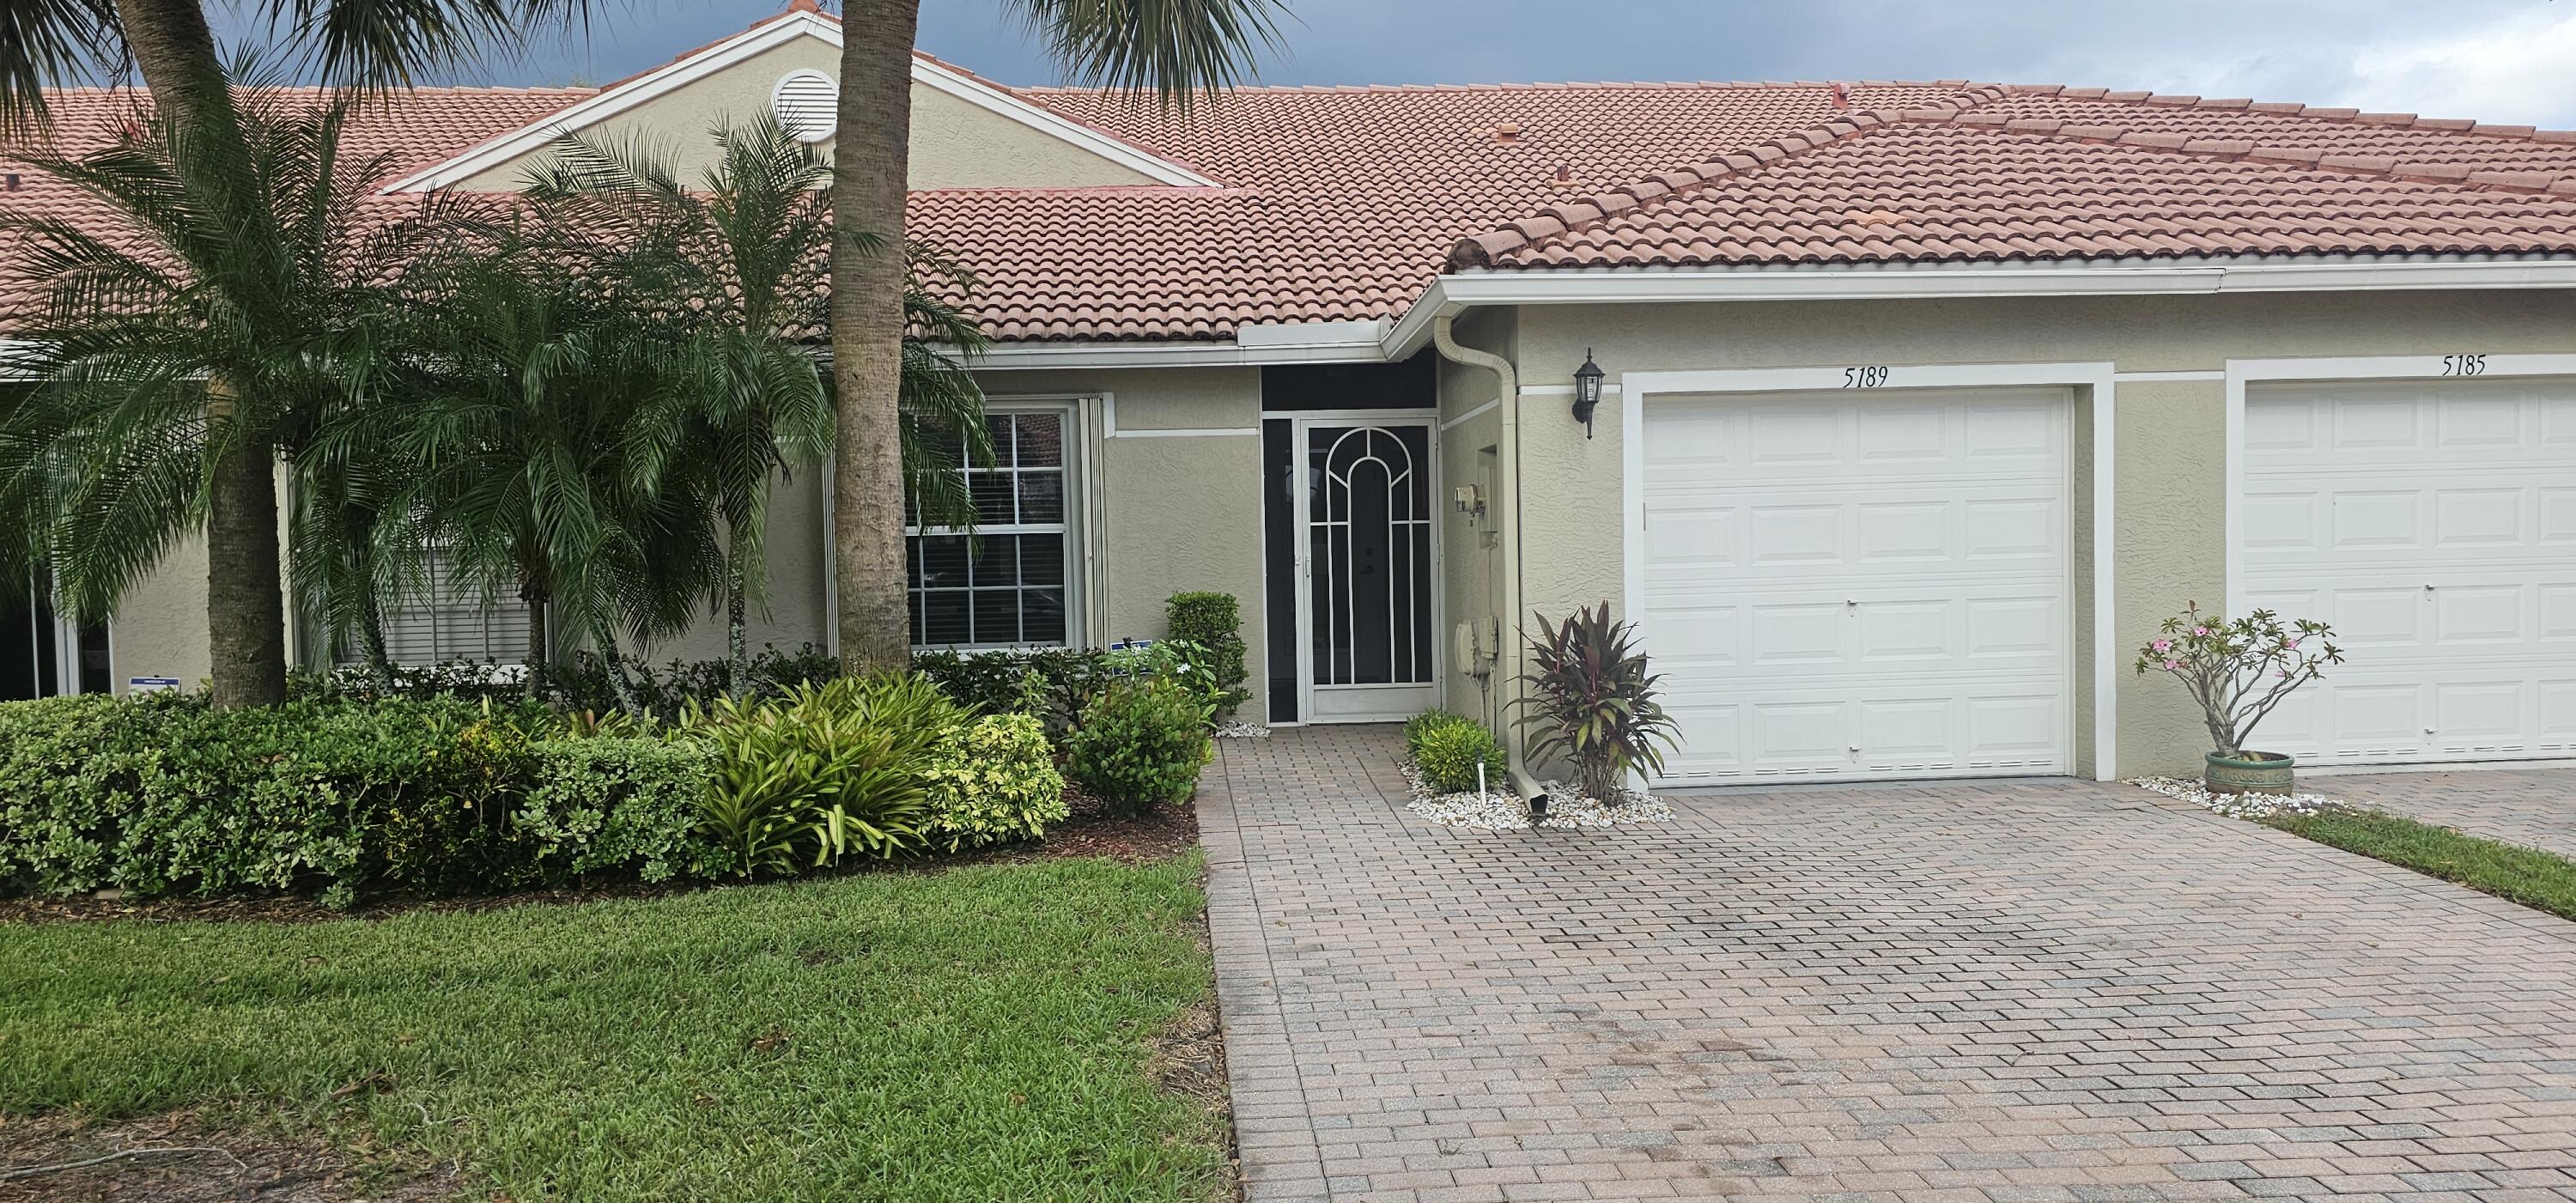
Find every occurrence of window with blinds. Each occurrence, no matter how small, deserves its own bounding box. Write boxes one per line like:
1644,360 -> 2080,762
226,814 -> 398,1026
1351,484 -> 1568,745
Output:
907,407 -> 1077,649
349,550 -> 535,666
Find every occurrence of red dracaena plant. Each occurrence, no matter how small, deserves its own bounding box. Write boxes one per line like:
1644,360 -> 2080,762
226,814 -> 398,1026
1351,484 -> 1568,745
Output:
1515,602 -> 1680,804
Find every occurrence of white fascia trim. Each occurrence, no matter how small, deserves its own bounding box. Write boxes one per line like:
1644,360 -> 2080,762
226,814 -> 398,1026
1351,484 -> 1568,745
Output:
384,11 -> 1214,193
972,338 -> 1395,370
907,58 -> 1217,188
2221,352 -> 2576,625
1621,360 -> 2121,781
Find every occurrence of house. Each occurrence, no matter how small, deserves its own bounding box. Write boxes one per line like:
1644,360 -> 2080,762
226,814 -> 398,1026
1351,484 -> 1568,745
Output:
7,5 -> 2574,784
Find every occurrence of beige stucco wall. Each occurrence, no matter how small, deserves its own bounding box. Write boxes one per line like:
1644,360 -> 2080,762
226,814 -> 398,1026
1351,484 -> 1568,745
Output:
1434,309 -> 1516,738
458,39 -> 1160,192
1497,288 -> 2576,776
656,464 -> 835,665
106,536 -> 210,692
980,367 -> 1269,717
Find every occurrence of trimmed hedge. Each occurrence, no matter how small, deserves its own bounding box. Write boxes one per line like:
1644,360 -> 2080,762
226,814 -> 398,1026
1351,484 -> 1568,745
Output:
0,695 -> 721,906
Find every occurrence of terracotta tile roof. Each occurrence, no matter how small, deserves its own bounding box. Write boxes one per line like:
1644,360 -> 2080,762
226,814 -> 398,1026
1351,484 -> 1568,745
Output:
1454,86 -> 2576,271
948,81 -> 1976,338
0,86 -> 590,331
19,70 -> 2576,344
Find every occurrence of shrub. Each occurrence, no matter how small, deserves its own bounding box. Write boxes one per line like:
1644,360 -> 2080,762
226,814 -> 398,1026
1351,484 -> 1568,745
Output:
1402,708 -> 1467,750
1165,592 -> 1250,718
0,693 -> 721,904
1103,638 -> 1225,720
1516,602 -> 1680,804
685,674 -> 956,876
518,738 -> 724,884
922,713 -> 1068,852
912,647 -> 1114,733
1412,716 -> 1507,794
1066,678 -> 1215,814
2136,602 -> 2342,757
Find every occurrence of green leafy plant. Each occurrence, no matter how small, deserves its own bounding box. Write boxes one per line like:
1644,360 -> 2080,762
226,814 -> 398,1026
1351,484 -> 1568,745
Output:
517,738 -> 723,884
1065,679 -> 1216,815
913,647 -> 1115,732
1403,709 -> 1467,750
922,713 -> 1069,852
1165,592 -> 1250,718
1103,638 -> 1225,720
2136,602 -> 2342,758
1409,714 -> 1507,794
1516,602 -> 1680,805
684,675 -> 955,875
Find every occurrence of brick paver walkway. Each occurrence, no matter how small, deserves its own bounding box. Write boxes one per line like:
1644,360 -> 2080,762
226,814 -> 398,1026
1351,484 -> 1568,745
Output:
2311,769 -> 2576,861
1198,726 -> 2576,1202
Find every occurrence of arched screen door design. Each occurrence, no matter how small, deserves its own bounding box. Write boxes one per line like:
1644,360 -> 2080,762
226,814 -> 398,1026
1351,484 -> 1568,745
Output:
1294,418 -> 1438,721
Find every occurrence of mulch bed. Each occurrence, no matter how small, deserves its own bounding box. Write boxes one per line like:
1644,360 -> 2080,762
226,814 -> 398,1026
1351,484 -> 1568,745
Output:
0,788 -> 1201,928
0,1112 -> 459,1203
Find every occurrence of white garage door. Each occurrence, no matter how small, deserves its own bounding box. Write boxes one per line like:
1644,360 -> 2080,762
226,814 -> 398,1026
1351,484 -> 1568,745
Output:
2240,380 -> 2576,765
1640,389 -> 2072,784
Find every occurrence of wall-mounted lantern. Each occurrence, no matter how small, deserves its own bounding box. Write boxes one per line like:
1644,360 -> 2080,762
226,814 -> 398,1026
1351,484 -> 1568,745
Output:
1571,349 -> 1605,438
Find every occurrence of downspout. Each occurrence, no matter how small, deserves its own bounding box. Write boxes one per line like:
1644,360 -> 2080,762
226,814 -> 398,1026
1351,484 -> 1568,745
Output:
1431,314 -> 1546,805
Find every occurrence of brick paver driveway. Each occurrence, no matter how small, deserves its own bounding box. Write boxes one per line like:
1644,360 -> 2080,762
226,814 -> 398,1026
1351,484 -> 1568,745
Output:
2312,769 -> 2576,861
1199,726 -> 2576,1201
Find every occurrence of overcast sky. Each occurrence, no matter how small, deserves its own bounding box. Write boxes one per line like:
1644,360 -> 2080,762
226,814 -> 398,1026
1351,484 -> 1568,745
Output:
283,0 -> 2576,129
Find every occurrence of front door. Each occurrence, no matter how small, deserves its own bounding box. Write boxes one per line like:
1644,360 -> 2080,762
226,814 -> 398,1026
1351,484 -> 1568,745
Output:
1294,418 -> 1438,721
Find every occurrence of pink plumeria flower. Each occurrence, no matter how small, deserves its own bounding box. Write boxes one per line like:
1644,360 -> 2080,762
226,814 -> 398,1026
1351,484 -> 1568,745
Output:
2164,659 -> 2180,671
2151,639 -> 2172,653
2284,638 -> 2299,651
2192,626 -> 2208,637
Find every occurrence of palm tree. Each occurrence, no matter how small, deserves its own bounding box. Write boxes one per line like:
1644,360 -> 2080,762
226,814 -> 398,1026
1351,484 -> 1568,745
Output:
828,0 -> 1290,671
372,244 -> 723,714
0,0 -> 595,708
520,117 -> 995,688
0,86 -> 448,703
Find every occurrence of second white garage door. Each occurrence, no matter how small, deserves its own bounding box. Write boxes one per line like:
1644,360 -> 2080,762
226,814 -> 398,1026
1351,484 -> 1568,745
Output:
2240,379 -> 2576,765
1639,389 -> 2073,785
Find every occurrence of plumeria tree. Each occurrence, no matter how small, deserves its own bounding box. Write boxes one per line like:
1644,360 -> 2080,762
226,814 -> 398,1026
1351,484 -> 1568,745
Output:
2135,603 -> 2343,758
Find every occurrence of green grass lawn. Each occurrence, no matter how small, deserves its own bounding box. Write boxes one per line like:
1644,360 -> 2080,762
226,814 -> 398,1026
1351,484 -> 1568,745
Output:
0,854 -> 1227,1201
2267,808 -> 2576,922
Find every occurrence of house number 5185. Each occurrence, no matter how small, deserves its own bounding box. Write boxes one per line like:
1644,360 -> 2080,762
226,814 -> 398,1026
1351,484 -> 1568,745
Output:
1843,365 -> 1890,388
2441,354 -> 2488,376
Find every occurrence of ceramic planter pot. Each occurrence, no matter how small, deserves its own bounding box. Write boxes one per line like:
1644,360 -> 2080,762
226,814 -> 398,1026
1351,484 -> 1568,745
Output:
2205,750 -> 2294,796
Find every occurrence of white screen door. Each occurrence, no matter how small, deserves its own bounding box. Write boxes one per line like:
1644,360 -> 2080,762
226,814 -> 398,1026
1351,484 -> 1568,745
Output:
1294,417 -> 1438,721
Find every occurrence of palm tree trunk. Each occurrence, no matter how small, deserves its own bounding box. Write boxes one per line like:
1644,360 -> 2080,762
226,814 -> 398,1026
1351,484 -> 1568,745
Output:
726,543 -> 750,698
829,0 -> 922,673
361,598 -> 394,690
114,0 -> 288,710
590,618 -> 646,716
521,581 -> 550,699
204,386 -> 289,709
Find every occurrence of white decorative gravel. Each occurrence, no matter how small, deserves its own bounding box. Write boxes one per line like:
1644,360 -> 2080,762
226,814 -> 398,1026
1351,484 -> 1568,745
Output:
2127,775 -> 2349,820
1400,761 -> 1676,831
1213,720 -> 1271,739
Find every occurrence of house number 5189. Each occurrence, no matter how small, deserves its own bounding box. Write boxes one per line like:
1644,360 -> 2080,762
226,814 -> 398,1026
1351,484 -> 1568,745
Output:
1843,365 -> 1890,388
2441,354 -> 2488,376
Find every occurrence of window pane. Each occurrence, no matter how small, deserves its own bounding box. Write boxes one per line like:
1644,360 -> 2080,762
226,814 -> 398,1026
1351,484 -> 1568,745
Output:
920,591 -> 972,645
1024,588 -> 1066,644
969,535 -> 1017,586
916,536 -> 969,589
908,592 -> 925,646
1017,533 -> 1063,586
969,471 -> 1016,525
985,415 -> 1014,464
972,589 -> 1019,645
1014,413 -> 1063,467
1017,470 -> 1063,524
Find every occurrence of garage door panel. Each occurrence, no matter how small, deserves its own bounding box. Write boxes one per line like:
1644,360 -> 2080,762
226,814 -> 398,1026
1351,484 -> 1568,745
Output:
1643,389 -> 2070,785
2243,380 -> 2576,765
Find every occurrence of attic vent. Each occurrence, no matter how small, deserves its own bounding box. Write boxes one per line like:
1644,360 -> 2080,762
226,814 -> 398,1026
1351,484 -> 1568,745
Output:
774,70 -> 836,143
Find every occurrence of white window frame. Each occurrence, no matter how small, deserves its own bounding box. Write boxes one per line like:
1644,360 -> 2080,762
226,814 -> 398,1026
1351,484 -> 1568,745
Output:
905,399 -> 1085,653
1619,361 -> 2120,781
